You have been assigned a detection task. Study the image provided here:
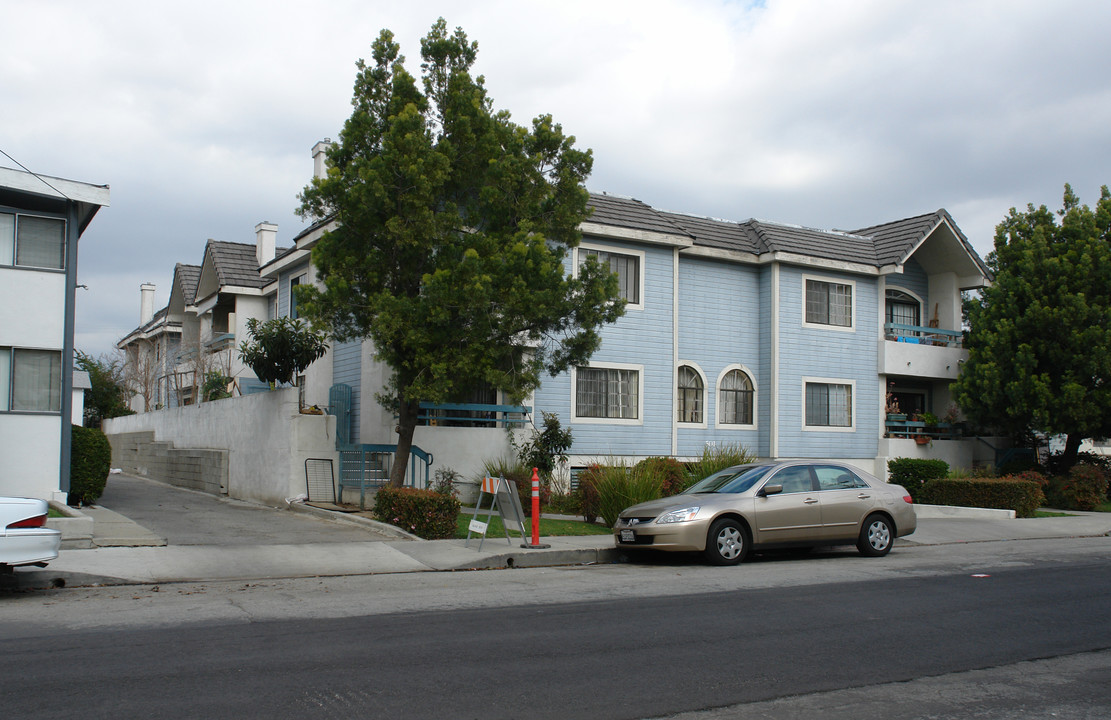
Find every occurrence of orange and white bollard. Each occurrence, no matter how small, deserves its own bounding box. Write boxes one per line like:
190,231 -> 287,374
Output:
522,466 -> 550,549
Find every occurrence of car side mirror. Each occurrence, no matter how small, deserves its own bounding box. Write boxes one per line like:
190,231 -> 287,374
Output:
758,484 -> 783,497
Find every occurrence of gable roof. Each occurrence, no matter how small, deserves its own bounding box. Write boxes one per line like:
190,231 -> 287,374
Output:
852,209 -> 991,278
204,240 -> 269,289
173,263 -> 201,306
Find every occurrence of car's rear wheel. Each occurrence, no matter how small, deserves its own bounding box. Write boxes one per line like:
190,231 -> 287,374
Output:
857,514 -> 893,557
704,518 -> 750,566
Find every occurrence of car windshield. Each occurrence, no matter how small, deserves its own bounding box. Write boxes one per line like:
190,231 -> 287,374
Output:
685,464 -> 773,494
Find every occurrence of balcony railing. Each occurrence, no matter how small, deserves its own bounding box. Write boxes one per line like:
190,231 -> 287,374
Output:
885,418 -> 962,440
206,332 -> 235,351
884,323 -> 963,349
417,402 -> 531,428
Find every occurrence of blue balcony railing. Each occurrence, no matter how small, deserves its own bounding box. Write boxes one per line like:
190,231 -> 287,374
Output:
418,402 -> 531,428
884,323 -> 963,349
885,419 -> 962,440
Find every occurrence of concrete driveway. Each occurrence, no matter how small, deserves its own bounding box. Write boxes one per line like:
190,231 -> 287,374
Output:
97,474 -> 394,546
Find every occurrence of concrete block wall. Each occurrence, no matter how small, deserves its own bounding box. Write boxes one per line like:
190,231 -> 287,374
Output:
108,432 -> 228,496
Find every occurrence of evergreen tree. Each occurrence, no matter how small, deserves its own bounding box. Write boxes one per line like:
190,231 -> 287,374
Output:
297,20 -> 623,486
954,184 -> 1111,468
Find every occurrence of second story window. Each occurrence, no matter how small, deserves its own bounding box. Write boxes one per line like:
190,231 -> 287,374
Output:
885,289 -> 920,327
580,247 -> 641,305
0,212 -> 66,270
289,276 -> 302,319
805,279 -> 853,328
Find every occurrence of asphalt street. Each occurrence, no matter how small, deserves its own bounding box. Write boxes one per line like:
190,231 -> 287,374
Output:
4,552 -> 1111,719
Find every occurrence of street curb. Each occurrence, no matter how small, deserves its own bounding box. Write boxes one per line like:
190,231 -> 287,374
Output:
441,546 -> 621,570
286,500 -> 422,541
914,504 -> 1017,520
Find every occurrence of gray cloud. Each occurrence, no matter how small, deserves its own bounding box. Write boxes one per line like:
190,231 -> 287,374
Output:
3,0 -> 1108,356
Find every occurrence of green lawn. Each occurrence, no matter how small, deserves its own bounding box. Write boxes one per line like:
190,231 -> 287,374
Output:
454,513 -> 611,540
47,507 -> 66,518
1096,502 -> 1111,513
1035,510 -> 1074,518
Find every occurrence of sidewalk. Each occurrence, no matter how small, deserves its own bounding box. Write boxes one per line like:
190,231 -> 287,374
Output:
12,502 -> 1111,590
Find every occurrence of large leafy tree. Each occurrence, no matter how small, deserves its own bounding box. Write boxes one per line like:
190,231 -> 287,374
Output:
75,350 -> 133,427
297,20 -> 624,487
954,184 -> 1111,468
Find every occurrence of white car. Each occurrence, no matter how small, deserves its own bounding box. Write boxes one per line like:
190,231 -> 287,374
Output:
1,497 -> 61,570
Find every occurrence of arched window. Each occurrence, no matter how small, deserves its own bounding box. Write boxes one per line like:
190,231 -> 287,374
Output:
719,369 -> 754,425
677,365 -> 703,423
885,289 -> 920,327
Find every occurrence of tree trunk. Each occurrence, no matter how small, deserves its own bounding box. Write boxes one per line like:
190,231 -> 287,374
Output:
1061,433 -> 1083,472
390,397 -> 420,488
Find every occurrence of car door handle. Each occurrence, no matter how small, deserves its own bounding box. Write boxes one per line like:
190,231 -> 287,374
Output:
857,493 -> 871,499
803,497 -> 818,504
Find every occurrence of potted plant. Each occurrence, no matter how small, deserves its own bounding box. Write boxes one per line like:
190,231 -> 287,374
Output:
885,393 -> 906,422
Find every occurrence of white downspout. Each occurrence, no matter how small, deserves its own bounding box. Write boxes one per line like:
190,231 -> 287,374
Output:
770,263 -> 780,459
671,247 -> 680,457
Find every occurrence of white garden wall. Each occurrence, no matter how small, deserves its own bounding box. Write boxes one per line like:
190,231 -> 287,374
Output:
103,388 -> 339,506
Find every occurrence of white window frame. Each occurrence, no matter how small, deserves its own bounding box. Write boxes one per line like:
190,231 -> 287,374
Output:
716,364 -> 757,429
802,377 -> 856,432
571,362 -> 644,426
3,347 -> 63,413
0,211 -> 67,271
676,361 -> 707,427
288,274 -> 306,319
574,242 -> 645,311
802,275 -> 856,332
885,286 -> 924,327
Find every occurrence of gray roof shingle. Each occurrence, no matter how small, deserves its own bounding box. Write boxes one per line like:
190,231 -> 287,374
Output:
586,193 -> 692,238
206,240 -> 268,289
173,263 -> 201,305
746,220 -> 878,265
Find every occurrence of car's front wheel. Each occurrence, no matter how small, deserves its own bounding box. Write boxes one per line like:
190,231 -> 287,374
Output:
704,518 -> 750,566
857,514 -> 894,557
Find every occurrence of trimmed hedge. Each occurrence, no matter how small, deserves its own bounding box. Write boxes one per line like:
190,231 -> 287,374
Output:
373,486 -> 460,539
920,477 -> 1045,518
70,424 -> 111,505
887,458 -> 949,501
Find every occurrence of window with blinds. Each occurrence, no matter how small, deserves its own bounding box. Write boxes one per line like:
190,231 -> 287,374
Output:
575,367 -> 639,419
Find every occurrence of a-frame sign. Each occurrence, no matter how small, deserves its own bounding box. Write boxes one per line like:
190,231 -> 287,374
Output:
465,476 -> 529,551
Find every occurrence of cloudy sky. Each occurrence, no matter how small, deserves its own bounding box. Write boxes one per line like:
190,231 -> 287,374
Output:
4,0 -> 1110,356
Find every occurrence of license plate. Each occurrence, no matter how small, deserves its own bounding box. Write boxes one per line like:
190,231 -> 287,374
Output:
620,529 -> 635,543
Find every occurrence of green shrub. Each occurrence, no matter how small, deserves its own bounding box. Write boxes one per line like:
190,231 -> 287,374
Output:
69,424 -> 111,505
920,477 -> 1045,518
684,443 -> 757,486
480,457 -> 549,516
373,486 -> 460,539
544,490 -> 579,515
575,465 -> 602,524
592,462 -> 664,528
887,458 -> 949,501
635,457 -> 689,496
1044,465 -> 1108,511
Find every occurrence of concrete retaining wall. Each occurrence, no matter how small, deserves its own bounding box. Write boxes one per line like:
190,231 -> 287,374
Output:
103,389 -> 340,506
109,431 -> 228,496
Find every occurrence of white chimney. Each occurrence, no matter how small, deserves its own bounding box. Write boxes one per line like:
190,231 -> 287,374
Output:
312,138 -> 332,180
140,283 -> 156,325
255,221 -> 277,266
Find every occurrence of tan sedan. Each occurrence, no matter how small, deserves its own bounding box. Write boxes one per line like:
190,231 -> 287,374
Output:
614,461 -> 917,565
